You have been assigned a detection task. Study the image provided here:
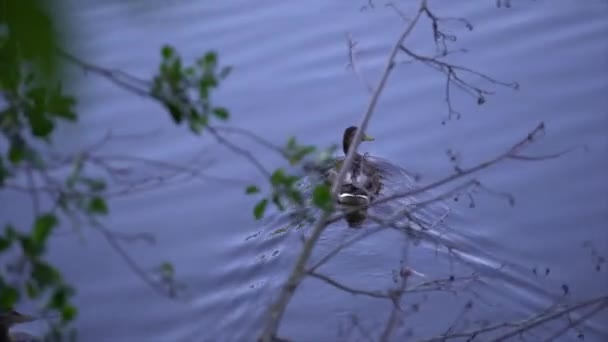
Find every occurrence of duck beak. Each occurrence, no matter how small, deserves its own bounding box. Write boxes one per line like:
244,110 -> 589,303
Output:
362,134 -> 374,142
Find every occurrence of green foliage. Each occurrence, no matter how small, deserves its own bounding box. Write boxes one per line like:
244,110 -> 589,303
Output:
152,45 -> 232,134
247,137 -> 334,220
285,136 -> 316,166
254,199 -> 268,219
1,219 -> 76,327
312,184 -> 332,211
31,214 -> 58,253
213,107 -> 230,120
269,168 -> 302,212
0,284 -> 19,309
152,46 -> 333,223
0,0 -> 61,79
245,185 -> 260,194
87,197 -> 109,215
154,261 -> 183,299
159,262 -> 175,277
0,0 -> 100,336
1,4 -> 335,339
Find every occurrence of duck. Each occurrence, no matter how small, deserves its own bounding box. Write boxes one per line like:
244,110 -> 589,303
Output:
0,309 -> 38,342
324,126 -> 383,206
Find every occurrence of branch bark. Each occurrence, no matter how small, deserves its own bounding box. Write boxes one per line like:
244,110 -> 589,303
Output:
258,1 -> 427,340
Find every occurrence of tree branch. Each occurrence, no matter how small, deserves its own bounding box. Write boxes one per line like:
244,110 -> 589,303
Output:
258,2 -> 427,340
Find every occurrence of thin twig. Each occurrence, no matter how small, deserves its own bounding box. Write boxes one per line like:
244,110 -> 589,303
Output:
367,122 -> 545,209
541,300 -> 608,342
379,279 -> 406,342
492,296 -> 608,342
207,126 -> 271,178
58,49 -> 152,97
399,46 -> 518,121
97,224 -> 182,300
212,125 -> 288,159
308,271 -> 391,299
346,33 -> 373,94
258,2 -> 427,340
418,295 -> 608,341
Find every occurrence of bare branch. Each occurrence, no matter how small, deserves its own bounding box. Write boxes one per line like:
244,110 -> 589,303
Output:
58,49 -> 152,97
207,126 -> 271,178
399,46 -> 518,122
542,299 -> 608,342
96,223 -> 185,300
420,4 -> 474,56
259,3 -> 428,340
367,122 -> 545,209
379,267 -> 409,342
492,296 -> 608,342
418,295 -> 608,341
308,271 -> 391,299
212,125 -> 288,159
346,33 -> 373,94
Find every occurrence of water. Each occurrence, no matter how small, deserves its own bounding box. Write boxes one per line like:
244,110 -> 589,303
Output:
4,0 -> 608,341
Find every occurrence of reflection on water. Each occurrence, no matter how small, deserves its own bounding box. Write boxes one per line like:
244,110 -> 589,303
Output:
29,0 -> 608,341
343,209 -> 368,228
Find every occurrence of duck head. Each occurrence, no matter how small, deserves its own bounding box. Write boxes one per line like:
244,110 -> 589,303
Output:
342,126 -> 374,155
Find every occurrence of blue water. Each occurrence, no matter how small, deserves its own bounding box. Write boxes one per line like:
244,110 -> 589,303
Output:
2,0 -> 607,341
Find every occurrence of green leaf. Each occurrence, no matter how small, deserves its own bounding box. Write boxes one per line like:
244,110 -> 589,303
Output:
32,213 -> 58,246
212,107 -> 229,120
161,45 -> 174,59
166,102 -> 183,123
312,184 -> 332,210
245,185 -> 260,194
0,286 -> 19,308
20,236 -> 39,256
272,193 -> 285,211
199,73 -> 218,92
289,146 -> 316,165
253,199 -> 268,220
8,142 -> 25,164
3,0 -> 60,79
188,112 -> 208,134
29,112 -> 54,137
169,58 -> 183,83
160,262 -> 174,277
32,261 -> 61,287
87,197 -> 108,215
203,51 -> 217,69
48,285 -> 71,309
284,175 -> 300,187
0,236 -> 12,251
61,305 -> 78,321
270,169 -> 286,186
47,90 -> 77,121
288,189 -> 304,206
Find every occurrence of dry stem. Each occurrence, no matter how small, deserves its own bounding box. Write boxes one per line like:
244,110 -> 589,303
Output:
258,1 -> 427,340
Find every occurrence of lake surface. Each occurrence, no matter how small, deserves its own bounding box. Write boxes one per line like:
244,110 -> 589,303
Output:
5,0 -> 608,341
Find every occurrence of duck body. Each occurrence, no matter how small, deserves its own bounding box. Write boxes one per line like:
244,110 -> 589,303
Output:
325,126 -> 383,206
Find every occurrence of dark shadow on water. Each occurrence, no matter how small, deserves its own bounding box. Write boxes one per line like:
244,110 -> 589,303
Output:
343,208 -> 368,228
